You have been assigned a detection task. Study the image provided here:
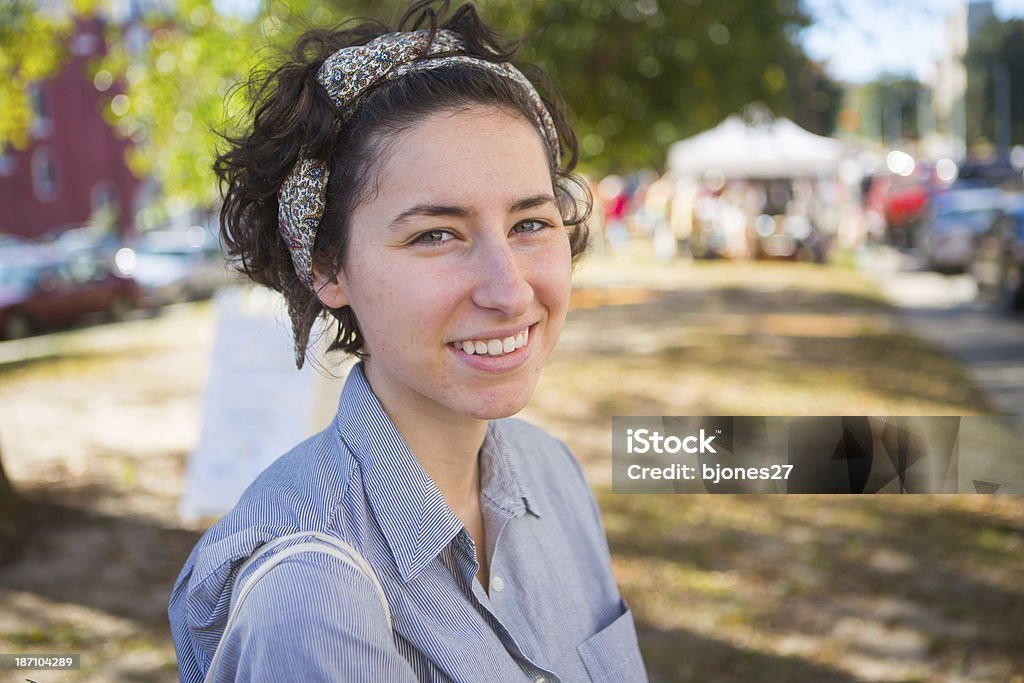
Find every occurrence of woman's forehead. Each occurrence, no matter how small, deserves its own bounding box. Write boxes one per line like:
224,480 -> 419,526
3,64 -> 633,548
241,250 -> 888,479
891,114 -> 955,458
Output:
365,106 -> 556,214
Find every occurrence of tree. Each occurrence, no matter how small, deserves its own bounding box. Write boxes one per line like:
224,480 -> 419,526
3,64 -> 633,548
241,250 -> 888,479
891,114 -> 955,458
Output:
0,2 -> 88,557
965,17 -> 1024,150
0,441 -> 26,564
93,0 -> 833,209
5,0 -> 834,203
843,75 -> 927,146
0,0 -> 93,150
484,0 -> 834,172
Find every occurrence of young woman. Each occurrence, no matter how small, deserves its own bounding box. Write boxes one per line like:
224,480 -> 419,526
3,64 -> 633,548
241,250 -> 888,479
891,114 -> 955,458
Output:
168,2 -> 647,680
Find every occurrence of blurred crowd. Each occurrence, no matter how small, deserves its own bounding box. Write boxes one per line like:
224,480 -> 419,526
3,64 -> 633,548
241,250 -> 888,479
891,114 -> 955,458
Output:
590,170 -> 834,264
586,150 -> 1024,311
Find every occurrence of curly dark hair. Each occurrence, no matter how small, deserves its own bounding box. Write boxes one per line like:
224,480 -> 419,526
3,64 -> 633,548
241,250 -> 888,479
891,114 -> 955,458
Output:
214,0 -> 591,368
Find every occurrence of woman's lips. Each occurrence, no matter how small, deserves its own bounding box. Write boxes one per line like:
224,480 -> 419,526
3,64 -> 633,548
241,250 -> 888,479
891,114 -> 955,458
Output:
449,324 -> 535,371
451,325 -> 530,357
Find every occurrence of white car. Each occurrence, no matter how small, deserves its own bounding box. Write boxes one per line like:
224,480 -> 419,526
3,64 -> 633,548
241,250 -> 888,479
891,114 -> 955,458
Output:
117,226 -> 232,308
922,187 -> 1005,274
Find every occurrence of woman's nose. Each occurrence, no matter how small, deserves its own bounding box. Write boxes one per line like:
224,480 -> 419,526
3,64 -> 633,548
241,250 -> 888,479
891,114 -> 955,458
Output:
470,239 -> 532,317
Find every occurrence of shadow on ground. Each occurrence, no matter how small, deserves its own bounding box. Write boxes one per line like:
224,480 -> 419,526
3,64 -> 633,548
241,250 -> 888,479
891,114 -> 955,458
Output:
598,492 -> 1024,682
638,623 -> 864,683
1,483 -> 201,629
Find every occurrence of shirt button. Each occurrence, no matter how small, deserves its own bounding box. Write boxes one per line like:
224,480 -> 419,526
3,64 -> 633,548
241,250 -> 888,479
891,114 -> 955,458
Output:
534,677 -> 548,683
491,576 -> 505,592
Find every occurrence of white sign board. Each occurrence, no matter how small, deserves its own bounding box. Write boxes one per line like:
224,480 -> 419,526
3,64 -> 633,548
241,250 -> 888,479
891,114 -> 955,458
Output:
178,286 -> 349,522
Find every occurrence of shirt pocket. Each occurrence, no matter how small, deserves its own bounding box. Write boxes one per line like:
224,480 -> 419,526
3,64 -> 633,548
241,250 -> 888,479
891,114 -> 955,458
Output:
576,602 -> 648,683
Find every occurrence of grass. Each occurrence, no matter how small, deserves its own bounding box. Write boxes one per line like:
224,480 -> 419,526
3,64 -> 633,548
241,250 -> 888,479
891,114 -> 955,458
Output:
522,253 -> 996,475
1,248 -> 1021,681
522,248 -> 1022,681
597,494 -> 1024,682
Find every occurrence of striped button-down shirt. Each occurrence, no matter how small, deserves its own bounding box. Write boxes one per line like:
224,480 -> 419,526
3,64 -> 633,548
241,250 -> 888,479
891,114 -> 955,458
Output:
169,362 -> 647,682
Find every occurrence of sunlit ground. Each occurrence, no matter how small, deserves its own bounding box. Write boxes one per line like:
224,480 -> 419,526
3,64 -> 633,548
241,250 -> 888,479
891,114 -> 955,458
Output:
0,242 -> 1021,681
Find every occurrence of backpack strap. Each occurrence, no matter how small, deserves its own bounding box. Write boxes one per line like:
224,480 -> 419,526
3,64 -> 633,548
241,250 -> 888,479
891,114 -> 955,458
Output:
204,531 -> 391,683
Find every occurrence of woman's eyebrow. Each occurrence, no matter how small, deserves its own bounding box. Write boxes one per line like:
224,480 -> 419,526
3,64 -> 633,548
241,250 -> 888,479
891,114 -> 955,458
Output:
388,194 -> 558,229
509,194 -> 558,213
389,204 -> 471,229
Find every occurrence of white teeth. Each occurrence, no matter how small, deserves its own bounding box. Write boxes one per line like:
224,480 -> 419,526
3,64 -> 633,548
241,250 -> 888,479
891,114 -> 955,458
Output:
454,327 -> 532,357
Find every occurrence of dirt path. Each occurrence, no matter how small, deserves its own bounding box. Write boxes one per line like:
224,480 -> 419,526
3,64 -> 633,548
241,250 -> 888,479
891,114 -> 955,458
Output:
859,246 -> 1024,433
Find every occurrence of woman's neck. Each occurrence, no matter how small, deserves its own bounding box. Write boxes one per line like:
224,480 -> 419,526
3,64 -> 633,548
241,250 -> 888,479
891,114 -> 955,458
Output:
399,412 -> 487,511
361,363 -> 492,589
362,364 -> 488,512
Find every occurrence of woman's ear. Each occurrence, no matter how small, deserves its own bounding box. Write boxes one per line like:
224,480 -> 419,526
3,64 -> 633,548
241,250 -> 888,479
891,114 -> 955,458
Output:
312,267 -> 349,309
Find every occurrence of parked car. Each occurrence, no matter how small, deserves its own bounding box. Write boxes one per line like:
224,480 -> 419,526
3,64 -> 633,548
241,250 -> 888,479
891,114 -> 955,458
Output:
972,195 -> 1024,310
0,249 -> 140,339
43,224 -> 125,263
0,234 -> 32,250
862,166 -> 936,249
0,237 -> 45,268
116,226 -> 231,308
920,187 -> 1005,274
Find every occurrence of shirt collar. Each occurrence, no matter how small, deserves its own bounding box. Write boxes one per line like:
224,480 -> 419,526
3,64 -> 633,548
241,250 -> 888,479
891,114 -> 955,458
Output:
480,420 -> 542,519
333,363 -> 538,583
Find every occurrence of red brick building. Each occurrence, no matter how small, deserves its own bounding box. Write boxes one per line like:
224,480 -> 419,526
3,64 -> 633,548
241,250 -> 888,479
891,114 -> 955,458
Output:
0,19 -> 140,240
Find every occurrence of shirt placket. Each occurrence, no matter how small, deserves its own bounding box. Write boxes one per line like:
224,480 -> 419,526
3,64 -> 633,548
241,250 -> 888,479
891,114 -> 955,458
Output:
446,516 -> 559,683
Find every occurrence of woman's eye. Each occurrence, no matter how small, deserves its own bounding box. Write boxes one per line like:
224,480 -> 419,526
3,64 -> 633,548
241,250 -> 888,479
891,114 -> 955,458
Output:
512,219 -> 550,234
413,230 -> 453,245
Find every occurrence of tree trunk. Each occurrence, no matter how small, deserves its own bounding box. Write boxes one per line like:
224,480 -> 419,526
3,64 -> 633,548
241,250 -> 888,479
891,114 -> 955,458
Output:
0,444 -> 26,564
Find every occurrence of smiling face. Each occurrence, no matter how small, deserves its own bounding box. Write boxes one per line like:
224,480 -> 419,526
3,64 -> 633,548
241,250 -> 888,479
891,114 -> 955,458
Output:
315,105 -> 572,428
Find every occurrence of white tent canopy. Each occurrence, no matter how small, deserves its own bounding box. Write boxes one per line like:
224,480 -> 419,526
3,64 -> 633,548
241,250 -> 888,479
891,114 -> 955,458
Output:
667,115 -> 844,179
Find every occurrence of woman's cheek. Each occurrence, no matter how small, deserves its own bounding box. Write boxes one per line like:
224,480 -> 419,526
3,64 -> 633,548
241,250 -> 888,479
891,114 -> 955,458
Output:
539,244 -> 573,309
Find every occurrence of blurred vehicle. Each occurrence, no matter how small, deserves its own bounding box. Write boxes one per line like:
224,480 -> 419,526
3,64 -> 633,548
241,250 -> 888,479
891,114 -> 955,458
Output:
863,168 -> 935,249
0,234 -> 32,250
0,249 -> 140,339
44,224 -> 124,261
0,236 -> 45,267
116,226 -> 230,308
920,187 -> 1005,274
972,195 -> 1024,310
955,157 -> 1024,190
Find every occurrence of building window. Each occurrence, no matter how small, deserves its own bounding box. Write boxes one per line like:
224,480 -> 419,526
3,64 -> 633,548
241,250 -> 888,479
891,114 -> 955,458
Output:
31,148 -> 59,202
71,32 -> 99,57
29,84 -> 54,138
0,145 -> 15,177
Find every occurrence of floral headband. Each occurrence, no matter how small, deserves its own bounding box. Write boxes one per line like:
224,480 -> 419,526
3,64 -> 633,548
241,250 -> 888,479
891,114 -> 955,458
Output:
277,29 -> 562,290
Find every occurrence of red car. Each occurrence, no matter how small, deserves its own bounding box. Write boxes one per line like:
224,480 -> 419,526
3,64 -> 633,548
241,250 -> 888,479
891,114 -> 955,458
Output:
864,169 -> 934,249
0,248 -> 140,339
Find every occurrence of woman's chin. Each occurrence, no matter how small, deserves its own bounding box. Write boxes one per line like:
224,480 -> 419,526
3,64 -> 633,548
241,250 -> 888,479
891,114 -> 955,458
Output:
454,385 -> 536,421
459,400 -> 528,421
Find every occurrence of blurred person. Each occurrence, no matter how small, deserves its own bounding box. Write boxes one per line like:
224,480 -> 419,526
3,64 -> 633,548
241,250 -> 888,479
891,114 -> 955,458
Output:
166,1 -> 646,681
627,168 -> 658,235
669,175 -> 698,258
644,174 -> 675,262
586,176 -> 608,254
719,182 -> 751,260
598,174 -> 630,249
